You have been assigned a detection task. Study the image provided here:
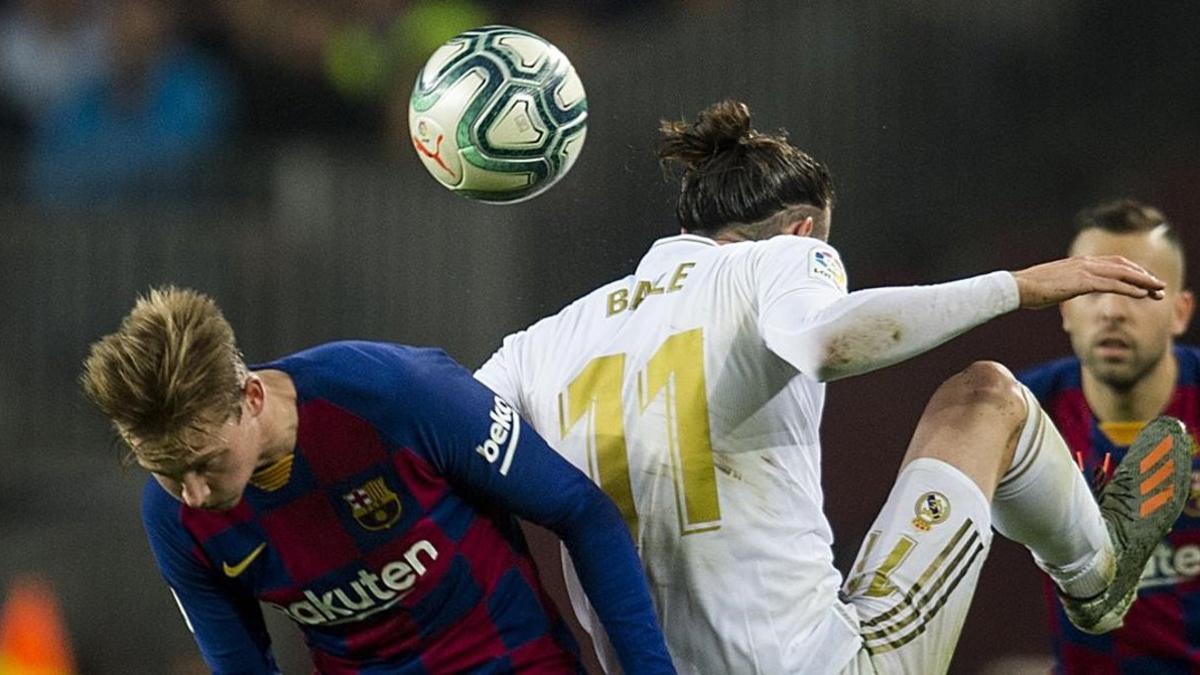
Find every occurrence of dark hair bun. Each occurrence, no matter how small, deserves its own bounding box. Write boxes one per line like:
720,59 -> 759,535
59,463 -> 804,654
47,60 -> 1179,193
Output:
659,100 -> 753,169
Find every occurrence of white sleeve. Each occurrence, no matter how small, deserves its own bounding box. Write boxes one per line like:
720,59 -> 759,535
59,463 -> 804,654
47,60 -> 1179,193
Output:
754,238 -> 1020,382
475,332 -> 528,415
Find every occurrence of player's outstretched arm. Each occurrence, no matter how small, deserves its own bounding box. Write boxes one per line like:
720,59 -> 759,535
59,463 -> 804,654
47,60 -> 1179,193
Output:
142,482 -> 282,675
1010,255 -> 1165,309
757,239 -> 1164,382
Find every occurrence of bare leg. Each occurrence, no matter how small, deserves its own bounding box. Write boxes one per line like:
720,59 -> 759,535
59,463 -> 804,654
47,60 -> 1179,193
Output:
842,363 -> 1017,673
846,360 -> 1186,671
896,361 -> 1113,598
897,361 -> 1024,500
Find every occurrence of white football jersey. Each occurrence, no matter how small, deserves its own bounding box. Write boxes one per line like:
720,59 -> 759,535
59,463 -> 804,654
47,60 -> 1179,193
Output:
476,233 -> 864,674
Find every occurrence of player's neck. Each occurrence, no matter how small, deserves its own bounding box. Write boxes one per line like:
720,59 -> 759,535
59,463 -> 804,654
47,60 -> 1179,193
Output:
255,369 -> 299,465
1082,349 -> 1178,422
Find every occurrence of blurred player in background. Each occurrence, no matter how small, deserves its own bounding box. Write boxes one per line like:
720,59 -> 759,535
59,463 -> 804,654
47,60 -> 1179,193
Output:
476,101 -> 1191,674
1020,199 -> 1200,672
80,287 -> 675,674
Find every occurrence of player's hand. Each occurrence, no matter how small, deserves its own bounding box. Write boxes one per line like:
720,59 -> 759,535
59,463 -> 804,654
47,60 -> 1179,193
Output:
1012,255 -> 1166,310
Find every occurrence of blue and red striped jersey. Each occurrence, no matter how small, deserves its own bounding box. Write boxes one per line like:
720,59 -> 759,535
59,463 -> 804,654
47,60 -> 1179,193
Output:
141,341 -> 673,674
1020,345 -> 1200,674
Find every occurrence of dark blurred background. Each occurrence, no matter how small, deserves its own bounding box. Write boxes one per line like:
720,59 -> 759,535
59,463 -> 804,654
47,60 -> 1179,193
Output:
0,0 -> 1198,672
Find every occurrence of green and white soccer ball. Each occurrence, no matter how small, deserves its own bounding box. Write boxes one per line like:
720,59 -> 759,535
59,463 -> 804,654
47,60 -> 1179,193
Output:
408,25 -> 588,203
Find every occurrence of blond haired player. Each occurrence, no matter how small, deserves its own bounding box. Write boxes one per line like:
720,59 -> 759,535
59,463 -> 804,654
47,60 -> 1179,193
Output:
476,101 -> 1193,674
80,288 -> 675,674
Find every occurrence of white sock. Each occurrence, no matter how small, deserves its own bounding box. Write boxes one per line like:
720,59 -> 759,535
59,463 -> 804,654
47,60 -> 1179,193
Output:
991,385 -> 1114,598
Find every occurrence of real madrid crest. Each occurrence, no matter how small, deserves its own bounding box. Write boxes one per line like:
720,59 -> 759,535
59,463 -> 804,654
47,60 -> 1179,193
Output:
912,491 -> 950,531
343,477 -> 402,531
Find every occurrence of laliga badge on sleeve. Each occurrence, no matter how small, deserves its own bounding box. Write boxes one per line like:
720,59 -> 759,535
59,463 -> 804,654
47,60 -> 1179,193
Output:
807,246 -> 848,292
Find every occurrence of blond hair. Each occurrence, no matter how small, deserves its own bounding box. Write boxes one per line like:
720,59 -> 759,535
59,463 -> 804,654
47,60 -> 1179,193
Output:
80,286 -> 246,466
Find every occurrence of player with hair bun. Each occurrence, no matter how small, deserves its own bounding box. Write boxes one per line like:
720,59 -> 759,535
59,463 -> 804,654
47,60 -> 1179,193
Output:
477,101 -> 1192,673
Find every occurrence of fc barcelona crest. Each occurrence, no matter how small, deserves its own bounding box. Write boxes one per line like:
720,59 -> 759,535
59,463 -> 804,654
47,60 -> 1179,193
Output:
343,477 -> 402,531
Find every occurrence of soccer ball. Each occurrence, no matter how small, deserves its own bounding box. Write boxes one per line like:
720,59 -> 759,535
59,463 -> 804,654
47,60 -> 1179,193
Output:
408,25 -> 588,203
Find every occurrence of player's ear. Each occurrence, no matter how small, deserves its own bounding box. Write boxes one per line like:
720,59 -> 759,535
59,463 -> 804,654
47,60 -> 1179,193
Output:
243,375 -> 266,416
1060,301 -> 1073,333
1172,289 -> 1195,337
787,217 -> 814,237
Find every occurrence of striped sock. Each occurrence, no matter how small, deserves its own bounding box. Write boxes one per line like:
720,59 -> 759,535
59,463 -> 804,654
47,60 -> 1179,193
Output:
991,385 -> 1115,598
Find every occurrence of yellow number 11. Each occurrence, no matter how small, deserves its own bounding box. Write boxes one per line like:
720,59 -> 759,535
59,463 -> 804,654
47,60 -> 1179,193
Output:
557,328 -> 721,537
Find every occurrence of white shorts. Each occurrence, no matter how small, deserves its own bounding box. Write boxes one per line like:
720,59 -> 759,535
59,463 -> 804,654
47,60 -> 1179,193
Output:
838,458 -> 994,675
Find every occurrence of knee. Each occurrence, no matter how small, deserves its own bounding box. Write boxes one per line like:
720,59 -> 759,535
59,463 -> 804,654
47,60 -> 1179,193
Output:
932,361 -> 1026,417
